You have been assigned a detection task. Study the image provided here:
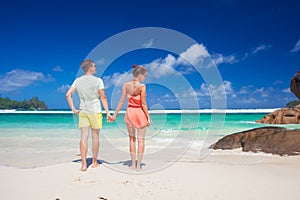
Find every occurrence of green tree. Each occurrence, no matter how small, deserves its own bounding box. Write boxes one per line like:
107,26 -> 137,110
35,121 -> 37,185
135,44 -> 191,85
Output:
286,100 -> 300,108
0,96 -> 48,110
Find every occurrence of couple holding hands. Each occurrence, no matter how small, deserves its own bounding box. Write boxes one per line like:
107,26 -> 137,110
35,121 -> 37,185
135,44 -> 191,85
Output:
66,60 -> 150,172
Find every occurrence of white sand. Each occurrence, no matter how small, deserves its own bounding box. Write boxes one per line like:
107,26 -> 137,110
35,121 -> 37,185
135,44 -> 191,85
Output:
1,149 -> 300,200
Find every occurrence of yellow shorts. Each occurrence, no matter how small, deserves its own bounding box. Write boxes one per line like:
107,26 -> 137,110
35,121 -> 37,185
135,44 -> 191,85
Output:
79,112 -> 102,129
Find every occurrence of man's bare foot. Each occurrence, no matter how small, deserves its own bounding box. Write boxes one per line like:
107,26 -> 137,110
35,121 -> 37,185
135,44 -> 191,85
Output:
129,165 -> 136,170
81,165 -> 87,171
136,167 -> 142,172
91,162 -> 100,168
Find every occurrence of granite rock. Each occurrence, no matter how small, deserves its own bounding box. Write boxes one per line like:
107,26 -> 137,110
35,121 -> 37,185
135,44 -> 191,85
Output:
290,70 -> 300,99
255,105 -> 300,124
211,127 -> 300,156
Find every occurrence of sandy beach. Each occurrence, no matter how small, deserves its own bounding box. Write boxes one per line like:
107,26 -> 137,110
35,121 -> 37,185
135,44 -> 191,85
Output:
1,148 -> 300,200
1,112 -> 300,199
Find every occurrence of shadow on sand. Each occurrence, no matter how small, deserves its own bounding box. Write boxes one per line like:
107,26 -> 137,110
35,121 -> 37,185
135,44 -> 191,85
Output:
72,158 -> 146,169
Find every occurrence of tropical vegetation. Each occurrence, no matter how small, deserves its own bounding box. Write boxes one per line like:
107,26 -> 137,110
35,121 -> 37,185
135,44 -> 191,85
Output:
0,96 -> 48,110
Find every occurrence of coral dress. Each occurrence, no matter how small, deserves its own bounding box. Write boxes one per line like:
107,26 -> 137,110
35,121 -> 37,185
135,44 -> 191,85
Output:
124,92 -> 148,128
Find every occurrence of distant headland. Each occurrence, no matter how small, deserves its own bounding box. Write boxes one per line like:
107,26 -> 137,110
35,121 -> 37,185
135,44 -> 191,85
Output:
0,96 -> 48,110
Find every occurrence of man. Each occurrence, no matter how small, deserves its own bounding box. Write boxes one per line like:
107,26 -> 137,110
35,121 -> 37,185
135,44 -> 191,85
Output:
66,59 -> 111,171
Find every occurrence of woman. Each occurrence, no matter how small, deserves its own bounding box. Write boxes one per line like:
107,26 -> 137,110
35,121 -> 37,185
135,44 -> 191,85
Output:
111,64 -> 150,171
66,59 -> 111,171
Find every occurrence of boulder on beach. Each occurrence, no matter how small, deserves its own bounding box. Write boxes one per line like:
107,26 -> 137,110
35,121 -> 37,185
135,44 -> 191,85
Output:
256,70 -> 300,124
211,127 -> 300,156
290,70 -> 300,99
255,105 -> 300,124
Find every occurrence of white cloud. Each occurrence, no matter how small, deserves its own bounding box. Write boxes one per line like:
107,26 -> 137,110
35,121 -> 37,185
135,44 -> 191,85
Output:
142,39 -> 154,48
57,84 -> 70,93
146,54 -> 178,79
151,77 -> 293,108
239,84 -> 281,106
253,87 -> 269,97
0,69 -> 54,93
234,85 -> 295,108
146,44 -> 212,77
239,85 -> 275,99
251,44 -> 271,55
291,38 -> 300,53
223,80 -> 234,95
273,80 -> 283,85
177,44 -> 209,67
243,44 -> 271,59
212,44 -> 271,65
238,85 -> 253,94
197,83 -> 210,97
160,93 -> 178,102
208,80 -> 234,99
52,66 -> 64,72
102,43 -> 213,86
238,97 -> 260,104
211,53 -> 238,65
195,80 -> 234,99
162,93 -> 173,98
194,81 -> 290,105
102,71 -> 132,88
282,87 -> 291,93
171,87 -> 198,102
103,52 -> 179,86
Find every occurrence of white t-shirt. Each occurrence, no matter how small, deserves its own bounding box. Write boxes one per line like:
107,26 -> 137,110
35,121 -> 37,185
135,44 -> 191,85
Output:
71,75 -> 104,114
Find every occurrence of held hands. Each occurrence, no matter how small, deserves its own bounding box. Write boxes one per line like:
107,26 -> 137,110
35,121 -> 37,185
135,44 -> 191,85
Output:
72,109 -> 80,115
106,113 -> 115,123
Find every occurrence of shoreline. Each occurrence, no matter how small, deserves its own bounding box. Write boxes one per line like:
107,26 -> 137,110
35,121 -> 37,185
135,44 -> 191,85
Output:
0,108 -> 279,114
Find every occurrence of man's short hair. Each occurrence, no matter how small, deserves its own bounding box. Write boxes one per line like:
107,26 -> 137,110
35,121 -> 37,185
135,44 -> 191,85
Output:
81,60 -> 95,72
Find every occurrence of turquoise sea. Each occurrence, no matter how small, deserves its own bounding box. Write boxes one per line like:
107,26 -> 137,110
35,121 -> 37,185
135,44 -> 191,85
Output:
0,110 -> 299,170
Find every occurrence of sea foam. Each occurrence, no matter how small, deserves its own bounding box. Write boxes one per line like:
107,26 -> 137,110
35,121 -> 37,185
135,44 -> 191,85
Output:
0,108 -> 279,114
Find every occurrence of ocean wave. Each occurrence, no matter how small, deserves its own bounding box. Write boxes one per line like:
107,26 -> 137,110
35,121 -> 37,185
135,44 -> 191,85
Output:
0,108 -> 279,114
234,121 -> 258,124
0,110 -> 73,114
150,108 -> 278,114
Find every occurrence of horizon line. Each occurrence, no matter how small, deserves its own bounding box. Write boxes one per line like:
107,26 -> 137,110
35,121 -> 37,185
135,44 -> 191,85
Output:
0,108 -> 279,114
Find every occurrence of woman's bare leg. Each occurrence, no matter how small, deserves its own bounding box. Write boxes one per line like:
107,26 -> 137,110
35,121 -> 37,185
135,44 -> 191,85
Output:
91,128 -> 100,168
127,126 -> 136,169
136,127 -> 146,171
80,127 -> 89,171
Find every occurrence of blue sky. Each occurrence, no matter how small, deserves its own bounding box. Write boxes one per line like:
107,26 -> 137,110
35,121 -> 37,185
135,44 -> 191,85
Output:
0,0 -> 300,109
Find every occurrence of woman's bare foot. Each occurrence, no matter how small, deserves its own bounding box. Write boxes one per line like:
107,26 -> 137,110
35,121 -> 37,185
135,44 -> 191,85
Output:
92,162 -> 100,168
81,165 -> 87,171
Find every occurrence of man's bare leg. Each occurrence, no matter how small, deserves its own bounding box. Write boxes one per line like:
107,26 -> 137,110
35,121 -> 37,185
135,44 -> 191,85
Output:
80,127 -> 89,171
91,128 -> 100,168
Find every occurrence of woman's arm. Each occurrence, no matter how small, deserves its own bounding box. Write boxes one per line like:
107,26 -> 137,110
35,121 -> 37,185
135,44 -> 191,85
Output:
112,83 -> 127,120
140,85 -> 150,125
66,86 -> 80,114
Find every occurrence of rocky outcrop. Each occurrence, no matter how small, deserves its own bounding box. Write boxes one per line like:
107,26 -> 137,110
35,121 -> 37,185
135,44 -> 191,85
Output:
255,105 -> 300,124
290,71 -> 300,99
211,127 -> 300,156
256,71 -> 300,124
